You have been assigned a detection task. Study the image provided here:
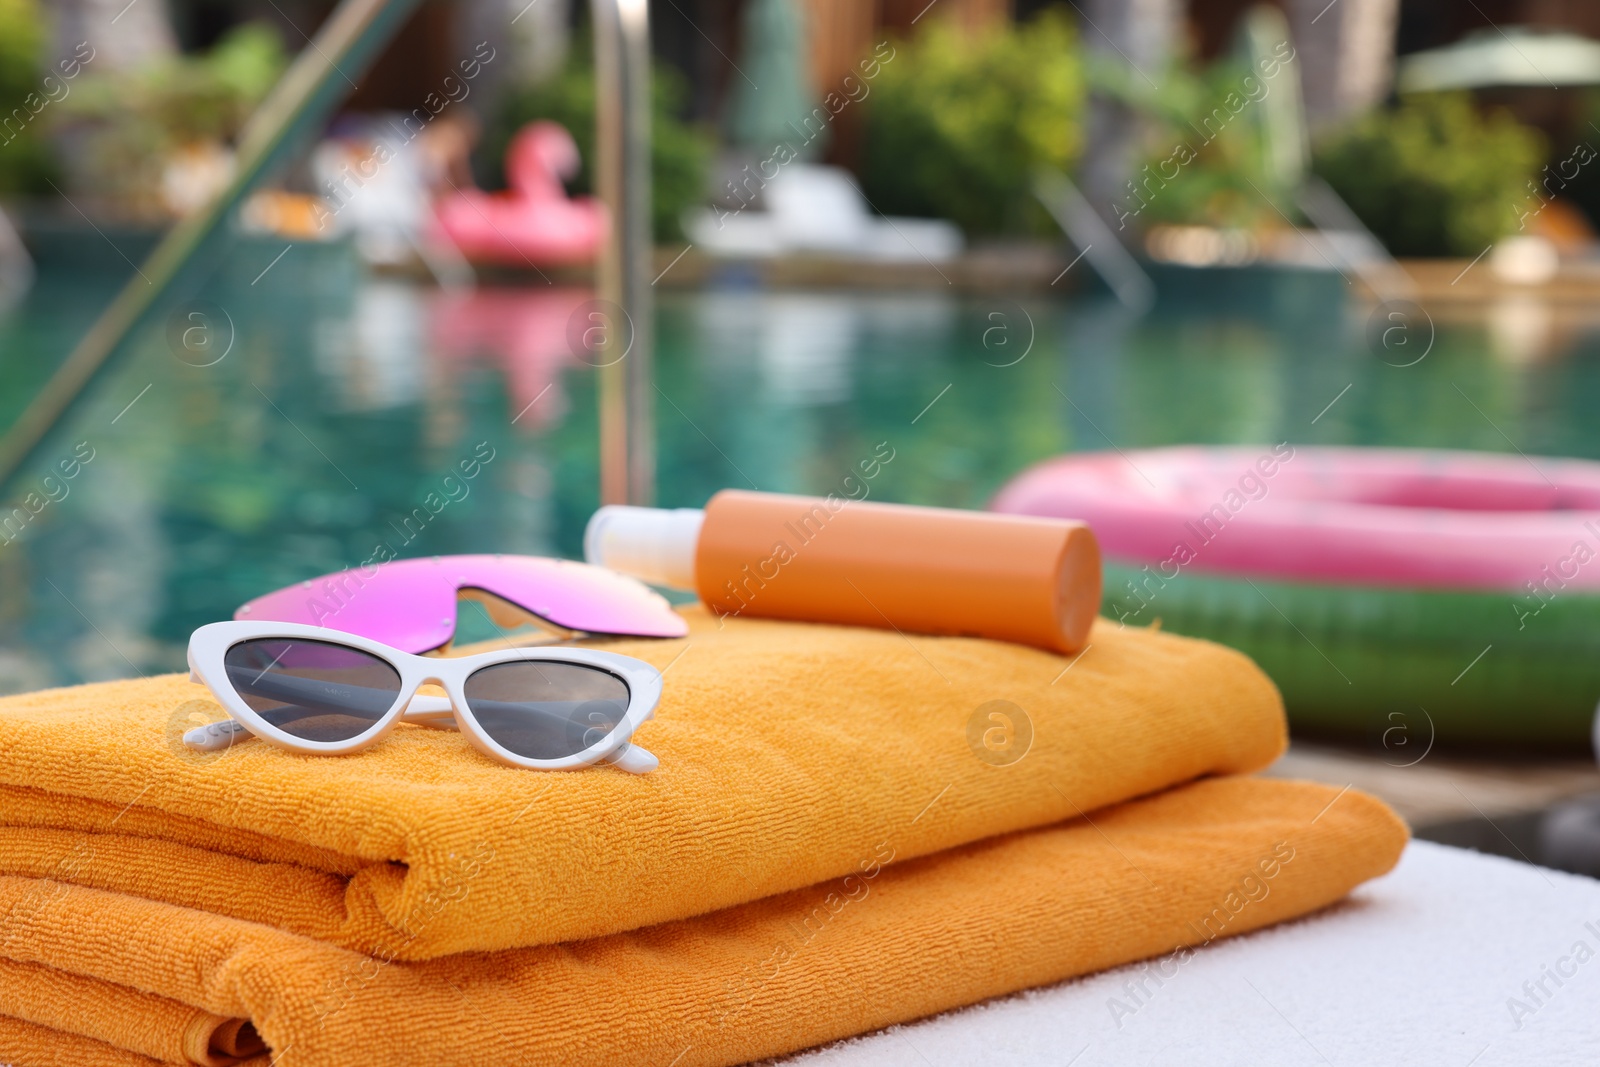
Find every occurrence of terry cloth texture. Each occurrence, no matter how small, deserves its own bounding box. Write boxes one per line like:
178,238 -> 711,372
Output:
0,776 -> 1406,1067
0,610 -> 1285,959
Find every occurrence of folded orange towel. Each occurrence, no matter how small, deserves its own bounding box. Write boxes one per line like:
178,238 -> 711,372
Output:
0,1015 -> 178,1067
0,961 -> 259,1066
0,611 -> 1284,959
0,777 -> 1404,1067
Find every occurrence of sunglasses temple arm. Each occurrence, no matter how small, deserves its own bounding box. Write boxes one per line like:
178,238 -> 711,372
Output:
605,743 -> 658,774
183,719 -> 253,751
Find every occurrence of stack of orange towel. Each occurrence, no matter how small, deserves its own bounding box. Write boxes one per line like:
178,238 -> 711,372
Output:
0,610 -> 1406,1065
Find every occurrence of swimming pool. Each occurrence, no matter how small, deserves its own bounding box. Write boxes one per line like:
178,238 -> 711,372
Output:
3,253 -> 1600,693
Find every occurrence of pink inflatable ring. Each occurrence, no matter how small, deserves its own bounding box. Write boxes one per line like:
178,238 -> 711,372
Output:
992,445 -> 1600,592
992,446 -> 1600,747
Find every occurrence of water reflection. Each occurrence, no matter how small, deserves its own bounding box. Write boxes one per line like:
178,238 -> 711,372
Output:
313,280 -> 426,412
2,269 -> 1600,693
429,286 -> 589,430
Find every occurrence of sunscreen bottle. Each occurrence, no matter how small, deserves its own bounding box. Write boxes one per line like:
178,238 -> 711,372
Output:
584,489 -> 1100,654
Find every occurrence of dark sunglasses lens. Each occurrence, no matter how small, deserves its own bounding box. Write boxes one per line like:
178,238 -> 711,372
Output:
224,639 -> 402,743
462,661 -> 630,761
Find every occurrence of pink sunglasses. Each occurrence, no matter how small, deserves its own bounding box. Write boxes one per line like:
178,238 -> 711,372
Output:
235,554 -> 688,654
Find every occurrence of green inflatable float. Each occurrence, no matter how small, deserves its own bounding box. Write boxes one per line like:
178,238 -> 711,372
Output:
994,446 -> 1600,749
1102,565 -> 1598,748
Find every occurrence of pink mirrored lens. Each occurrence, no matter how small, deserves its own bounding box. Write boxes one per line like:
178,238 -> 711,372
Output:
235,555 -> 688,652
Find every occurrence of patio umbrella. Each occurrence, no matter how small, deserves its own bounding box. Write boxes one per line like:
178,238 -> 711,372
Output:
1397,27 -> 1600,92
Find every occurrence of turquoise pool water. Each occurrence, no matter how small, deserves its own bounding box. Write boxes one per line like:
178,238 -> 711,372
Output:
3,251 -> 1600,693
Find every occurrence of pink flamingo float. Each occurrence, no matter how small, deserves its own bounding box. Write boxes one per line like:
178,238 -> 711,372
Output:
431,122 -> 607,266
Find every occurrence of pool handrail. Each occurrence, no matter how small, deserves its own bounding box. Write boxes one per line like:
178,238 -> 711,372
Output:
0,0 -> 424,498
0,0 -> 660,509
593,0 -> 655,507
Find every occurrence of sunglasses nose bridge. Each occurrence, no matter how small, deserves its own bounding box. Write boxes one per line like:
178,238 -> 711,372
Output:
414,672 -> 455,693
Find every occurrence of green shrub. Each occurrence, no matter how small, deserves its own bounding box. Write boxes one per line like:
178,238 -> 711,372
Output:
61,24 -> 288,143
53,23 -> 288,215
859,10 -> 1085,237
1095,37 -> 1302,233
0,0 -> 56,197
0,0 -> 43,110
1312,93 -> 1544,257
1535,88 -> 1600,233
481,47 -> 712,242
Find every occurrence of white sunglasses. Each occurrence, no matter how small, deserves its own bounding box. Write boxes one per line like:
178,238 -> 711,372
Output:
184,621 -> 662,773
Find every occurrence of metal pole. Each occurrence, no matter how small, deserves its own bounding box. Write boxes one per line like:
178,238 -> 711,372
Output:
0,0 -> 424,497
592,0 -> 654,506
